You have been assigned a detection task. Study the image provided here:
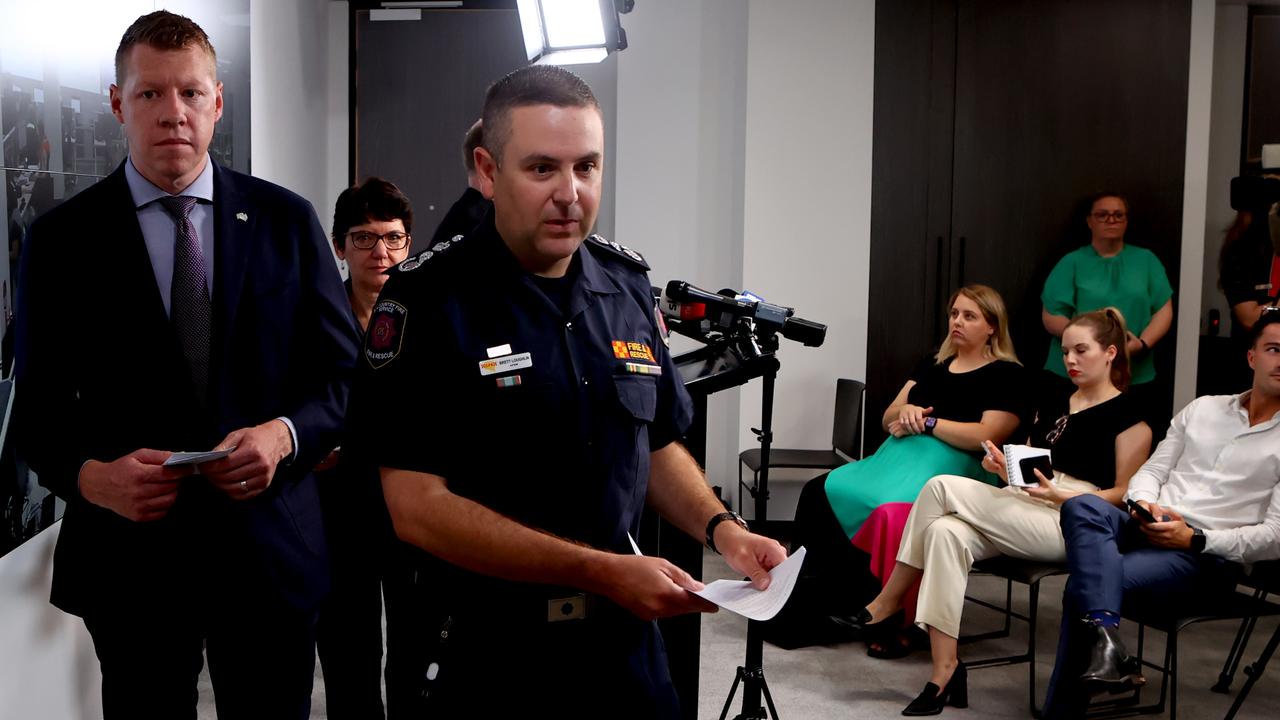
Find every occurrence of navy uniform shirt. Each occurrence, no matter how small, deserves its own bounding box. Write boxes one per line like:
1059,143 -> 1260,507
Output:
348,213 -> 694,600
1222,219 -> 1280,338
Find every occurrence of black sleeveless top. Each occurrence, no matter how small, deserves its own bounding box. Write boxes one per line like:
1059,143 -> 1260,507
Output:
1028,390 -> 1144,490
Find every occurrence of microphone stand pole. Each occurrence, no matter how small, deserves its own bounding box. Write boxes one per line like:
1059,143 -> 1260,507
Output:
719,366 -> 781,720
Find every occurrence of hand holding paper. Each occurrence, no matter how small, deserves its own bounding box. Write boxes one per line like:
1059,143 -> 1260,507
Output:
692,546 -> 807,621
163,447 -> 236,467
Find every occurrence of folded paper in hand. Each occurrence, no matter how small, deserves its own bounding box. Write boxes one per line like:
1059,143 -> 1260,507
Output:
692,546 -> 807,621
164,447 -> 236,466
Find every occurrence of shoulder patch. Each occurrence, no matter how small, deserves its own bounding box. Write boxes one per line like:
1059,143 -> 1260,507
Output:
396,233 -> 467,273
586,234 -> 649,270
365,299 -> 407,368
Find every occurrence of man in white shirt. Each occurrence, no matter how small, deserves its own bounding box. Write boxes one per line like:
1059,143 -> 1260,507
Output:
1043,308 -> 1280,719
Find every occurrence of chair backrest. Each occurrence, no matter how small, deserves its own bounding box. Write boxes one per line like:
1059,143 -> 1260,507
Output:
831,378 -> 865,460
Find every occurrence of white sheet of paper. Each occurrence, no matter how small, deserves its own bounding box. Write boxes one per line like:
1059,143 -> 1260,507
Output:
692,546 -> 807,621
164,447 -> 235,466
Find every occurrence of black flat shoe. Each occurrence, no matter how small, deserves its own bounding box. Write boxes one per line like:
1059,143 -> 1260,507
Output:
1080,624 -> 1146,695
902,663 -> 968,716
829,606 -> 900,634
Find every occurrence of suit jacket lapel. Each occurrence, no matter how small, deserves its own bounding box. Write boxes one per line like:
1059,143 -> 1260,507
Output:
211,164 -> 255,383
100,166 -> 171,336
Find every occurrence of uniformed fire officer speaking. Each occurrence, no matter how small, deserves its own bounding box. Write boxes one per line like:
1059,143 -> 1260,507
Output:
346,66 -> 787,716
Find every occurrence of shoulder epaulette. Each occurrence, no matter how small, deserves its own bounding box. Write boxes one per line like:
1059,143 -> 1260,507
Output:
394,233 -> 466,273
585,234 -> 649,271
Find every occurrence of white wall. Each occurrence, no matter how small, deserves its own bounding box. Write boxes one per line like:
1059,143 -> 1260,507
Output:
1200,4 -> 1248,338
614,0 -> 875,515
614,0 -> 749,501
250,0 -> 349,245
1174,0 -> 1219,412
0,523 -> 101,720
737,0 -> 875,515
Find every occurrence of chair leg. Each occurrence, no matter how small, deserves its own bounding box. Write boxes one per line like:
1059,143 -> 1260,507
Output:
1028,580 -> 1040,716
1224,622 -> 1280,720
1212,589 -> 1265,694
1169,631 -> 1178,720
737,462 -> 744,515
1214,615 -> 1257,693
1003,579 -> 1014,636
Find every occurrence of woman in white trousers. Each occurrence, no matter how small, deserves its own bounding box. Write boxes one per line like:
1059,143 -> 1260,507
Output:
853,308 -> 1152,716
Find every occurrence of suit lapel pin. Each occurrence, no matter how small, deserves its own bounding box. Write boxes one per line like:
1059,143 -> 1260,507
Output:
235,212 -> 248,222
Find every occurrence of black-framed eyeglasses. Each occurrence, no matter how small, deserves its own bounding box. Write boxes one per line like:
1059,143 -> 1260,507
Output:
348,231 -> 410,250
1090,211 -> 1127,223
1045,414 -> 1069,445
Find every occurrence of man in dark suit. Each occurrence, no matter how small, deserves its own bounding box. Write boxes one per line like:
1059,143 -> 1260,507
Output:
13,11 -> 359,719
426,118 -> 492,248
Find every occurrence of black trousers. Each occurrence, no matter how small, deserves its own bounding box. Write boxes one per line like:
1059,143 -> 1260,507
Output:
419,602 -> 680,719
84,591 -> 317,720
315,464 -> 389,720
382,549 -> 447,720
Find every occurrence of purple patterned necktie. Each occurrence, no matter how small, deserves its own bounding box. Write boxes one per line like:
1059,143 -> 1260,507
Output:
157,196 -> 211,399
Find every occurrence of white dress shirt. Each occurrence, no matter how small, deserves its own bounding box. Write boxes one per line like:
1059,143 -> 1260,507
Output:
1126,393 -> 1280,563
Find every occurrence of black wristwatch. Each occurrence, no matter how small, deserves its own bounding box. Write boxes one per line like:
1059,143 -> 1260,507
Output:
923,417 -> 938,435
1189,525 -> 1207,554
706,511 -> 749,554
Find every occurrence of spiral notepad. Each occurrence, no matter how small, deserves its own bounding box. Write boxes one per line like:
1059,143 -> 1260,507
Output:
1002,444 -> 1052,487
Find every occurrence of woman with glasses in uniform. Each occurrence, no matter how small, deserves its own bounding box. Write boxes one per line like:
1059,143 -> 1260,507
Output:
315,177 -> 415,719
850,308 -> 1151,716
1041,192 -> 1173,433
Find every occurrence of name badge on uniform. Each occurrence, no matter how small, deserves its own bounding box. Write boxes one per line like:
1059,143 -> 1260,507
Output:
478,352 -> 532,376
1256,283 -> 1273,291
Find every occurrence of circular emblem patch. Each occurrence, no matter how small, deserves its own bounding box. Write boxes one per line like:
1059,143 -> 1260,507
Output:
365,300 -> 407,368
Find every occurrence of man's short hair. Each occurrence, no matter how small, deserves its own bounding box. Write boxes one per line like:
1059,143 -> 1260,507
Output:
1250,306 -> 1280,347
115,11 -> 217,86
332,177 -> 414,249
463,120 -> 483,175
481,65 -> 599,165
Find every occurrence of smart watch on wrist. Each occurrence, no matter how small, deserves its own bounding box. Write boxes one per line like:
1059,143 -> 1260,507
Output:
923,417 -> 938,435
706,511 -> 749,554
1189,525 -> 1207,554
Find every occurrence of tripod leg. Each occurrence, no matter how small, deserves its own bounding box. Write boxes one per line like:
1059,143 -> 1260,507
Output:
760,673 -> 781,720
720,667 -> 746,720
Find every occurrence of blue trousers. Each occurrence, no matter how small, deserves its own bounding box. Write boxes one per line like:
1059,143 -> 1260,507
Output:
1043,495 -> 1229,719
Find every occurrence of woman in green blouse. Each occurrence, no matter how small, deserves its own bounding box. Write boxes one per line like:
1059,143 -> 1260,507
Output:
1041,192 -> 1173,392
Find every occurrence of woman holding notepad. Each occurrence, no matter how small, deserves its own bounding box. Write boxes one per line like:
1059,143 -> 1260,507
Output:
851,308 -> 1151,716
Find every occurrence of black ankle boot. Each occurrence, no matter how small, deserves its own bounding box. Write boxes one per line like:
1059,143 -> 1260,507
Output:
902,663 -> 967,716
1080,623 -> 1144,694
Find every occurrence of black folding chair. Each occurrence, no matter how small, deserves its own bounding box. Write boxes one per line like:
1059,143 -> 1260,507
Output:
738,378 -> 864,516
962,555 -> 1068,717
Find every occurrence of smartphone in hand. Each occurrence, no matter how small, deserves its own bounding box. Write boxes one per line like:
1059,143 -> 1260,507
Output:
1013,456 -> 1053,487
1126,498 -> 1162,523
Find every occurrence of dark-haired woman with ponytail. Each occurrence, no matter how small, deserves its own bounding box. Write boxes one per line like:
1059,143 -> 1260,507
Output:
850,308 -> 1151,716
